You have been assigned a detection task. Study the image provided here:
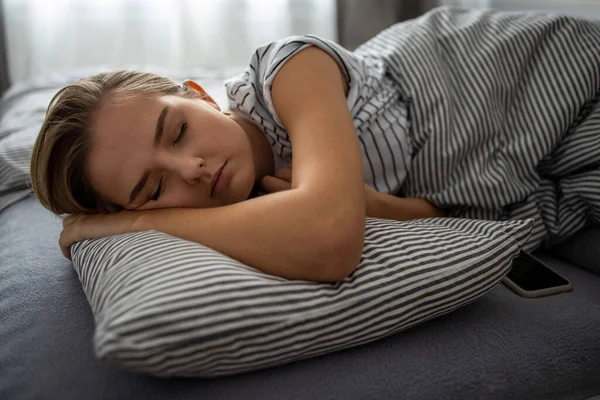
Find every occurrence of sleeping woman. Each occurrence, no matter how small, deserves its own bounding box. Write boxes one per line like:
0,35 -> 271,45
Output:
29,7 -> 600,282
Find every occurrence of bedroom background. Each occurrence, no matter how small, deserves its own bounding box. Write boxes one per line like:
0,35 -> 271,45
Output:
2,1 -> 600,399
1,0 -> 599,93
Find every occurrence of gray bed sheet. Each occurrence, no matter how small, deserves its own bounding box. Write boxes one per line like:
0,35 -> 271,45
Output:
2,196 -> 600,400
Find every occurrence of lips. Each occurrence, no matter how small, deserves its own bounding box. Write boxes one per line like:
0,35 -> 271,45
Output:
209,161 -> 227,198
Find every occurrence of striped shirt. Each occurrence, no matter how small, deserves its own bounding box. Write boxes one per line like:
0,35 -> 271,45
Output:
224,35 -> 412,195
226,6 -> 600,250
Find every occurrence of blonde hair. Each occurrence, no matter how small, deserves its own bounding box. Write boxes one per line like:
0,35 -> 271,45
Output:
30,70 -> 201,215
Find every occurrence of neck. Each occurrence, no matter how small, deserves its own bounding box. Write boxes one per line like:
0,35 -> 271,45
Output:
232,114 -> 274,183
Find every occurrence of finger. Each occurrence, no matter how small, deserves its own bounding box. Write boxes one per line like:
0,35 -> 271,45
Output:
260,175 -> 292,193
59,238 -> 72,261
59,230 -> 73,261
260,176 -> 291,193
275,167 -> 292,182
61,247 -> 72,261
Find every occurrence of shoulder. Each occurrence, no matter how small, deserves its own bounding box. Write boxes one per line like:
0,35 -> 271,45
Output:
261,35 -> 358,88
270,46 -> 349,117
226,34 -> 359,92
224,35 -> 353,116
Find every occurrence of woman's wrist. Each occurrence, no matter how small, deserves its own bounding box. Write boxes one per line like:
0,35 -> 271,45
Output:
372,193 -> 445,221
373,191 -> 393,220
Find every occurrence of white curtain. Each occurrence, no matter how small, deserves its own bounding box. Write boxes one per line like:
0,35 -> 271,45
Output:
3,0 -> 336,83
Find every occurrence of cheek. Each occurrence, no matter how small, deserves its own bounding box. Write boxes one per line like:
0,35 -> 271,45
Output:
169,178 -> 218,208
169,184 -> 205,206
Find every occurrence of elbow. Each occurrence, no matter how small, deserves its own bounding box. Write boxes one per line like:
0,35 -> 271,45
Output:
313,218 -> 365,282
321,253 -> 361,282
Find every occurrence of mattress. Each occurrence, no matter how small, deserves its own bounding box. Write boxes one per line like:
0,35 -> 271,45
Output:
1,69 -> 599,400
2,196 -> 600,400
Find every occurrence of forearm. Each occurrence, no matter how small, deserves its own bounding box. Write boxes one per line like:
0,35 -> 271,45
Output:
134,189 -> 363,282
374,193 -> 445,221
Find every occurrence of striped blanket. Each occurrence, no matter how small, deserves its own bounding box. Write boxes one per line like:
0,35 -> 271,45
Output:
356,7 -> 600,250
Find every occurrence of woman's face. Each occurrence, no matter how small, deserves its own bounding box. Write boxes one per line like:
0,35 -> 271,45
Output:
86,93 -> 256,211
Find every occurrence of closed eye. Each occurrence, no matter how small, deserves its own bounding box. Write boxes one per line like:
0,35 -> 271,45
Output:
150,121 -> 186,203
151,176 -> 163,202
173,121 -> 187,145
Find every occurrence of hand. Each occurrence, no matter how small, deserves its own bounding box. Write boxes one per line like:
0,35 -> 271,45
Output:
59,210 -> 143,261
259,167 -> 293,194
259,167 -> 382,217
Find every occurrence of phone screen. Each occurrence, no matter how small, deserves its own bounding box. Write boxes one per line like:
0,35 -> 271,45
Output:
506,251 -> 570,291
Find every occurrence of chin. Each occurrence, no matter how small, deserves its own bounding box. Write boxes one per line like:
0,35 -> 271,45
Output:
215,185 -> 250,207
234,169 -> 256,202
230,184 -> 254,205
215,161 -> 255,206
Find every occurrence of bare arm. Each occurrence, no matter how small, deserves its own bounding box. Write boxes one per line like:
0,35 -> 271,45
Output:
371,192 -> 446,220
262,168 -> 446,221
136,47 -> 366,282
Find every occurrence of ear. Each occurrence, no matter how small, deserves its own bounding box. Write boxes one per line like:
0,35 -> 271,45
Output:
182,79 -> 221,111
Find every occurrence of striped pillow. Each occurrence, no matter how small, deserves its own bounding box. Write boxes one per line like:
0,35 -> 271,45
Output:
71,217 -> 532,378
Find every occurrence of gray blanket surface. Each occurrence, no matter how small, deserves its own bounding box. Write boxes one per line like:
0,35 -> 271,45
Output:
2,197 -> 599,400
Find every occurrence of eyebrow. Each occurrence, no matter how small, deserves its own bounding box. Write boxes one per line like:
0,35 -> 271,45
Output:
128,105 -> 169,205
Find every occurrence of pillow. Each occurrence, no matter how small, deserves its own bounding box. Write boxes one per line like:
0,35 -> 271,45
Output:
71,217 -> 532,378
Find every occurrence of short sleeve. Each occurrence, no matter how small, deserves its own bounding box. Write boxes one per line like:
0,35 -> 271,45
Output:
224,34 -> 389,167
260,35 -> 361,126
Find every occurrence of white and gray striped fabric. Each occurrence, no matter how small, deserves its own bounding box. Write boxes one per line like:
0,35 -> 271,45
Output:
354,6 -> 600,250
224,33 -> 412,195
71,217 -> 532,378
226,6 -> 600,251
0,136 -> 37,211
0,82 -> 52,213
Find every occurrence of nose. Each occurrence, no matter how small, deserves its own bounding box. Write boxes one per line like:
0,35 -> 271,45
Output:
177,156 -> 210,186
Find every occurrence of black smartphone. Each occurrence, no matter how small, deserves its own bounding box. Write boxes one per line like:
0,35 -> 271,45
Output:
502,251 -> 572,298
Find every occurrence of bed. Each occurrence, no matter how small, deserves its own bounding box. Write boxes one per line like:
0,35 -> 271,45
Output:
1,66 -> 600,400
